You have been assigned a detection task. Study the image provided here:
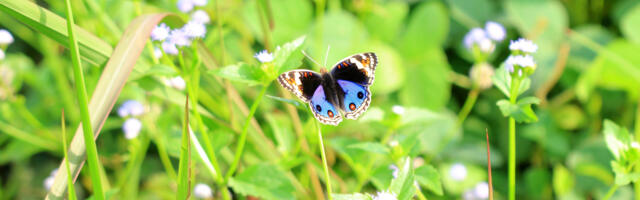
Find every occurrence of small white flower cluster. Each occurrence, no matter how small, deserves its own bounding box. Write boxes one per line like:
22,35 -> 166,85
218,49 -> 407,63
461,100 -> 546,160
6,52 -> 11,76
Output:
193,183 -> 214,199
118,100 -> 145,139
254,50 -> 274,63
0,29 -> 14,60
463,182 -> 490,200
43,168 -> 58,191
449,163 -> 467,181
163,76 -> 187,91
371,190 -> 397,200
151,1 -> 210,57
504,38 -> 538,76
391,105 -> 405,115
463,21 -> 506,54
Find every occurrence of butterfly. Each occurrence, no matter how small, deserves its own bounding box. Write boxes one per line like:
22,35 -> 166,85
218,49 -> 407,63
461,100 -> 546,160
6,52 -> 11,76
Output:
277,52 -> 378,125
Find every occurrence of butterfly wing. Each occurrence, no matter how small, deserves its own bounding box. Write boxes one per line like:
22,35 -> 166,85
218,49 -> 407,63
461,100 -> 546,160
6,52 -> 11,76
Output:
331,52 -> 378,119
277,70 -> 322,102
309,85 -> 342,125
277,70 -> 342,125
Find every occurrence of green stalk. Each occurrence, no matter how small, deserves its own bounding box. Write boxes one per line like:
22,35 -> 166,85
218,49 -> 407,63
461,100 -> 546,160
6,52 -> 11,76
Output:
61,111 -> 77,200
635,98 -> 640,200
224,84 -> 270,181
177,95 -> 192,199
508,76 -> 521,200
314,119 -> 332,199
63,0 -> 103,199
603,184 -> 619,200
457,88 -> 479,127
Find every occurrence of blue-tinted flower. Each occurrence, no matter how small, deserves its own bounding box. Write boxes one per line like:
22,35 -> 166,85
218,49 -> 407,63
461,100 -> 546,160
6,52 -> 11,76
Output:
509,38 -> 538,53
118,100 -> 145,117
449,163 -> 467,181
389,164 -> 399,179
177,0 -> 194,13
504,55 -> 535,74
191,10 -> 210,24
194,183 -> 213,198
372,190 -> 397,200
151,23 -> 170,41
0,29 -> 14,45
123,118 -> 142,139
43,168 -> 58,190
485,21 -> 506,41
254,50 -> 274,63
162,41 -> 179,55
463,28 -> 487,49
183,21 -> 207,39
153,47 -> 163,59
477,38 -> 495,53
169,28 -> 191,47
474,182 -> 489,199
164,76 -> 186,91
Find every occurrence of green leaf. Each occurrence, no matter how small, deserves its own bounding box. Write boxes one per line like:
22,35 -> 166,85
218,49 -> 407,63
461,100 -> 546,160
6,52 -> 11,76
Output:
399,48 -> 451,110
333,193 -> 372,200
492,65 -> 533,98
415,165 -> 443,196
274,36 -> 306,74
265,95 -> 303,108
496,97 -> 540,123
362,1 -> 408,43
347,142 -> 390,154
399,1 -> 449,59
602,119 -> 632,161
552,164 -> 574,196
209,63 -> 267,85
389,157 -> 416,200
621,4 -> 640,44
0,0 -> 113,66
229,163 -> 296,200
243,0 -> 311,45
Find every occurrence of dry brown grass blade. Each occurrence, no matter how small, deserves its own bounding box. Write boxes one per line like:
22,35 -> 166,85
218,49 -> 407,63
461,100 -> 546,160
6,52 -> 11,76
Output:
46,13 -> 173,200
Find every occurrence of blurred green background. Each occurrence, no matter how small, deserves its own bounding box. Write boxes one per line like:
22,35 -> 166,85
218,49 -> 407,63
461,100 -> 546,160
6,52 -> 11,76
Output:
1,0 -> 640,199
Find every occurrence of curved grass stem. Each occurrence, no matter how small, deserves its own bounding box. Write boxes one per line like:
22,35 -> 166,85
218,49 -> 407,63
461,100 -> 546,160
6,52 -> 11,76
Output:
314,119 -> 333,200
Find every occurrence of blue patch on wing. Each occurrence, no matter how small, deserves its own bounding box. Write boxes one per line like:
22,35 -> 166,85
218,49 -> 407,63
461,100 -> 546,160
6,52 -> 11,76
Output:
310,85 -> 339,121
337,80 -> 368,113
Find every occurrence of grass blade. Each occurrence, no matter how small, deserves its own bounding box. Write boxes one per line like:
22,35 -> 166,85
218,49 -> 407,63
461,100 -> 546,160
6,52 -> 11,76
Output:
63,0 -> 103,198
61,110 -> 77,200
177,95 -> 192,199
0,0 -> 113,66
45,13 -> 173,200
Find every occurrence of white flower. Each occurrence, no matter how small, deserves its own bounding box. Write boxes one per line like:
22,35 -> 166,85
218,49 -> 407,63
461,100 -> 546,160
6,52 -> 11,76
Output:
449,163 -> 467,181
162,41 -> 179,55
477,38 -> 495,53
463,28 -> 487,49
164,76 -> 186,90
183,21 -> 207,39
123,118 -> 142,139
177,0 -> 194,13
392,105 -> 405,115
0,49 -> 4,60
463,190 -> 476,200
632,142 -> 640,149
169,28 -> 191,47
191,10 -> 210,24
194,183 -> 213,198
118,100 -> 145,117
504,55 -> 535,74
151,23 -> 170,41
509,38 -> 538,53
50,168 -> 59,177
389,140 -> 399,147
389,164 -> 399,179
154,47 -> 163,59
254,50 -> 274,63
484,21 -> 505,41
473,182 -> 489,199
0,29 -> 14,45
372,190 -> 397,200
44,176 -> 55,190
192,0 -> 207,7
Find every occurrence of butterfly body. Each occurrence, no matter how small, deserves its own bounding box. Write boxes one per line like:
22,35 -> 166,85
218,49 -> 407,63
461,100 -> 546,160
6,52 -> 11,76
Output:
278,52 -> 378,125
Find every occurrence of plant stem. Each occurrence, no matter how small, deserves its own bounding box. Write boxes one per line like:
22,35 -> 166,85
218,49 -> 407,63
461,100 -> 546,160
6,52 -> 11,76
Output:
63,0 -> 103,199
224,84 -> 270,181
61,111 -> 77,200
635,98 -> 640,200
603,184 -> 619,200
508,76 -> 521,200
457,88 -> 479,128
314,119 -> 333,200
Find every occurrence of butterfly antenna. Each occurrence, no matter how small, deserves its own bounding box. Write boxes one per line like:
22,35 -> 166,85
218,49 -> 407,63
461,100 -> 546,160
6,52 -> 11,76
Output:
302,50 -> 323,68
323,45 -> 331,68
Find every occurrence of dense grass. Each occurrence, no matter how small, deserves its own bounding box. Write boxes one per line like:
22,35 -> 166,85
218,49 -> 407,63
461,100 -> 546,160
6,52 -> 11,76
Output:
0,0 -> 640,199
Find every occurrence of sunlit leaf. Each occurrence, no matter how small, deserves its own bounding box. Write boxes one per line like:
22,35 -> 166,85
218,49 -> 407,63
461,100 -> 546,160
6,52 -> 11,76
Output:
389,157 -> 415,200
229,163 -> 296,200
415,165 -> 443,196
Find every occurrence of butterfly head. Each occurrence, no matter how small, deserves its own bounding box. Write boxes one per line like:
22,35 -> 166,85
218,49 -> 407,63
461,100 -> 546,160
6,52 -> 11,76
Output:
319,67 -> 328,74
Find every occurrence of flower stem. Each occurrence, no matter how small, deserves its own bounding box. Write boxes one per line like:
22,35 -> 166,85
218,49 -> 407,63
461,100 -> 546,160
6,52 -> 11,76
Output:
457,88 -> 479,128
314,119 -> 333,200
508,76 -> 521,200
64,0 -> 103,198
224,84 -> 270,182
634,98 -> 640,200
603,184 -> 619,200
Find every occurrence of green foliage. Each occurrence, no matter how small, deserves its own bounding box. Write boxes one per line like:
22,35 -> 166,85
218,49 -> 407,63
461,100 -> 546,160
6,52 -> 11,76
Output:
602,120 -> 640,186
229,163 -> 295,200
497,97 -> 540,123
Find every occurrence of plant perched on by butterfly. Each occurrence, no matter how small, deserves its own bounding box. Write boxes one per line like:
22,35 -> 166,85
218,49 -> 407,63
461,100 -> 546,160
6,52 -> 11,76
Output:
492,38 -> 540,200
600,120 -> 640,200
